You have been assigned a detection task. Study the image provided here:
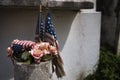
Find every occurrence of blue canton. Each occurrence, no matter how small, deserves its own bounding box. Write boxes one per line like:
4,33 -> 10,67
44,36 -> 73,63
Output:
45,12 -> 57,40
35,13 -> 45,41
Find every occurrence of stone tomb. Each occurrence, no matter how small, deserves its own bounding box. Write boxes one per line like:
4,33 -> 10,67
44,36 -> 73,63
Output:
0,0 -> 101,80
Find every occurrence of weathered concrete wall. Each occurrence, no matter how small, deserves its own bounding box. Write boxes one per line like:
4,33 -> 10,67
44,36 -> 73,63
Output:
14,61 -> 52,80
0,8 -> 101,80
0,0 -> 94,10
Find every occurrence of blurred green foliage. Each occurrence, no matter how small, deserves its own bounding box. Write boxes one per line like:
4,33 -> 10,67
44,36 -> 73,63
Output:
84,46 -> 120,80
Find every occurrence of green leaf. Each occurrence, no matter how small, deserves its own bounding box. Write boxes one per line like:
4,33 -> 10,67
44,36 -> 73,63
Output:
23,59 -> 31,64
41,54 -> 53,62
21,51 -> 30,61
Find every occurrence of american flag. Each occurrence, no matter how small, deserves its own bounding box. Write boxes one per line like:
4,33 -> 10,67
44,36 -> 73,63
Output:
44,12 -> 65,78
35,12 -> 44,41
44,12 -> 59,49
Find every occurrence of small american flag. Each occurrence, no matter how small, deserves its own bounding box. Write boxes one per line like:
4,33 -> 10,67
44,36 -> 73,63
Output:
35,12 -> 45,41
44,12 -> 65,78
44,12 -> 59,49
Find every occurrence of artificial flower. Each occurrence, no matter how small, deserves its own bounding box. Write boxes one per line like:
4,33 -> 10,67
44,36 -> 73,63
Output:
6,47 -> 13,57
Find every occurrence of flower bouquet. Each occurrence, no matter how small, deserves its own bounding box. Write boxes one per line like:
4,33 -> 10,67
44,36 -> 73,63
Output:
6,39 -> 58,64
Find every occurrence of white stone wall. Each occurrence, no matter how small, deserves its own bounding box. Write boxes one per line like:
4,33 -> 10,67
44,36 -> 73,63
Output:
53,11 -> 101,80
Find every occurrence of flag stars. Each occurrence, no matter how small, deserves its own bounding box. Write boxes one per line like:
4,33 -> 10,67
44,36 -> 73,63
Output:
50,31 -> 53,34
41,22 -> 44,25
48,17 -> 51,20
50,24 -> 52,27
48,21 -> 50,24
48,28 -> 51,31
45,12 -> 58,41
55,35 -> 57,37
46,30 -> 49,32
47,26 -> 49,28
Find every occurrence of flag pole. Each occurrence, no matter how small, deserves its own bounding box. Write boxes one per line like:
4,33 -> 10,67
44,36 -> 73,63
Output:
46,2 -> 49,10
35,4 -> 43,43
40,4 -> 42,13
39,4 -> 43,42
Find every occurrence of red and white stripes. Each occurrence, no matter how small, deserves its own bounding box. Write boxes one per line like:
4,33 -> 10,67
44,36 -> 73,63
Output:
12,39 -> 35,48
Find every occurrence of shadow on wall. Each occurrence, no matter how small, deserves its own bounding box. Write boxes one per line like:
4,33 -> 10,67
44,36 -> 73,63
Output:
0,8 -> 77,80
51,10 -> 77,50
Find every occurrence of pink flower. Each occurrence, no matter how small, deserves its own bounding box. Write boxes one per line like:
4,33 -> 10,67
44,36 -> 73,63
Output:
6,47 -> 13,57
30,49 -> 44,63
29,42 -> 58,63
49,46 -> 58,55
43,49 -> 50,55
38,42 -> 50,50
32,42 -> 50,54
